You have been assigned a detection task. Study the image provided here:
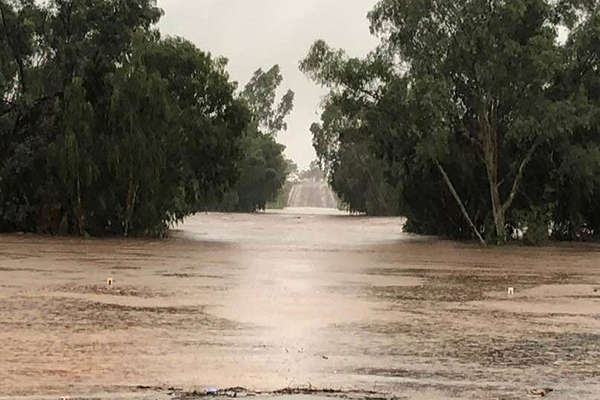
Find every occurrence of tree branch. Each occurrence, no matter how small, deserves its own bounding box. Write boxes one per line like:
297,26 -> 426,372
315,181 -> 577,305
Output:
354,86 -> 380,102
436,159 -> 486,245
501,137 -> 544,213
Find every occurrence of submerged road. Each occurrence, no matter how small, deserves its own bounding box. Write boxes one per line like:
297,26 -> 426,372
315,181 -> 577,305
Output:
286,181 -> 338,209
1,210 -> 600,399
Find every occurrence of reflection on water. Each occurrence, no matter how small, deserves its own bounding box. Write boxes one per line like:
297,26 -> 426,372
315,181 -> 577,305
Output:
1,210 -> 599,399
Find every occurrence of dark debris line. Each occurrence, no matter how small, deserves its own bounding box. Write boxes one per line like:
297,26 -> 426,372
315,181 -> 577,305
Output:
134,385 -> 405,400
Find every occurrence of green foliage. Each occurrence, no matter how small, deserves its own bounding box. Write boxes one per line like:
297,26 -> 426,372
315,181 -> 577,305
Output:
267,180 -> 294,210
241,65 -> 295,136
512,207 -> 552,245
213,65 -> 295,213
224,127 -> 288,212
310,118 -> 398,215
299,160 -> 325,182
302,0 -> 600,242
0,0 -> 248,236
300,42 -> 402,216
285,158 -> 298,176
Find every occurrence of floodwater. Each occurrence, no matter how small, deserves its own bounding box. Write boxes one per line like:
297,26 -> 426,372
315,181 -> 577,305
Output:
1,210 -> 600,400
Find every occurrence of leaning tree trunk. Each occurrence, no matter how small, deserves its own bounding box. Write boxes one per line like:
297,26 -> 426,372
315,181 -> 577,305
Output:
436,160 -> 486,246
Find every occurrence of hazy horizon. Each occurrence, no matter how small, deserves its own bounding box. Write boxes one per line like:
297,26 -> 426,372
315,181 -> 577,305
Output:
157,0 -> 379,169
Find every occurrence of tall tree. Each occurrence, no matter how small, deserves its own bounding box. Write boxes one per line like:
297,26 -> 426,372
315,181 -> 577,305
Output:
368,0 -> 575,242
241,65 -> 295,136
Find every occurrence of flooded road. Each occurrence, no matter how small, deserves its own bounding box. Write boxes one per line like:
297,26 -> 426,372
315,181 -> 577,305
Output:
286,182 -> 338,208
1,210 -> 600,399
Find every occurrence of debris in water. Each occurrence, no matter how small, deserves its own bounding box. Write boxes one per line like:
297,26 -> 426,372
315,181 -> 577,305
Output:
528,388 -> 553,397
322,355 -> 329,360
107,277 -> 114,287
508,287 -> 515,296
174,386 -> 389,399
177,387 -> 249,398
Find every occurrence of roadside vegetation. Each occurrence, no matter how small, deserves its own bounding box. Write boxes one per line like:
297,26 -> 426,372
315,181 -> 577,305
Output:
302,0 -> 600,244
214,66 -> 294,213
3,0 -> 600,244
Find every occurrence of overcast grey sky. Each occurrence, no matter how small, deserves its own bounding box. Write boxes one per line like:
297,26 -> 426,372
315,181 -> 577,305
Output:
157,0 -> 379,169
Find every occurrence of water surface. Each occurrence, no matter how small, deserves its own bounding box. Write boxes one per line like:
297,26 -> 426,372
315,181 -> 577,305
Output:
1,210 -> 599,399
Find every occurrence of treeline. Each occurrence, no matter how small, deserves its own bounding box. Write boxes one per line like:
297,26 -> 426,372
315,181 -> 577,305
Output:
302,0 -> 600,243
0,0 -> 291,236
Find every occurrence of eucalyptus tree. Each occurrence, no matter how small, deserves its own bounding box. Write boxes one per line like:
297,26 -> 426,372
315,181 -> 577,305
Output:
302,0 -> 600,243
241,65 -> 295,136
369,0 -> 582,243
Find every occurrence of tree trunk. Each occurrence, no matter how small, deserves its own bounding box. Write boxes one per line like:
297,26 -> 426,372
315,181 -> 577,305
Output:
480,109 -> 507,243
124,175 -> 139,237
476,100 -> 543,244
75,172 -> 85,235
490,191 -> 507,243
485,157 -> 506,244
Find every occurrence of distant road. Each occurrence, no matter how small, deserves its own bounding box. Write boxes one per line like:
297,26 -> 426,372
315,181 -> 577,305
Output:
287,181 -> 338,208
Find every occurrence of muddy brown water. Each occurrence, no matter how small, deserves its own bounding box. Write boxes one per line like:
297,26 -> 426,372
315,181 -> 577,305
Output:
1,209 -> 600,400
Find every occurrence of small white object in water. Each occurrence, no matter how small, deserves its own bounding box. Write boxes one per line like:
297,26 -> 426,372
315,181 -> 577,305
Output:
60,396 -> 70,400
107,278 -> 114,287
206,387 -> 218,395
508,287 -> 515,296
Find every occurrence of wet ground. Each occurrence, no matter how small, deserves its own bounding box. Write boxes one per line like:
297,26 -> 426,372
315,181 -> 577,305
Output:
1,209 -> 600,400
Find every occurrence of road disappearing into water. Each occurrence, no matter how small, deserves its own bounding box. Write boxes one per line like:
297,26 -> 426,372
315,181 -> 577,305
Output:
286,181 -> 339,209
